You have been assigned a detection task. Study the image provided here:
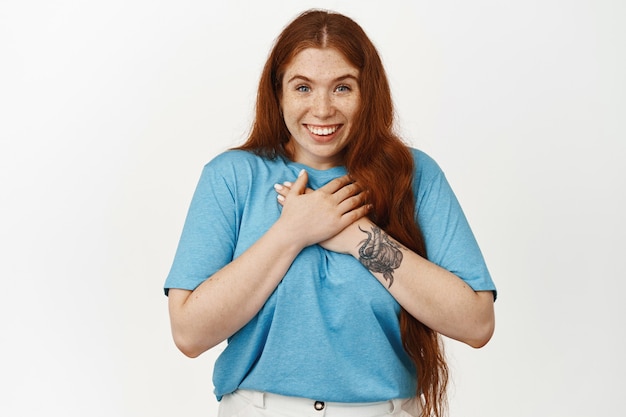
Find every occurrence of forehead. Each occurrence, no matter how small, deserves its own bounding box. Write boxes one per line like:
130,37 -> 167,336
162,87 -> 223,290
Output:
283,47 -> 359,81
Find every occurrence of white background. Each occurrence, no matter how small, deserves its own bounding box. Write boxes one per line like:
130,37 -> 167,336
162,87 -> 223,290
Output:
1,1 -> 624,416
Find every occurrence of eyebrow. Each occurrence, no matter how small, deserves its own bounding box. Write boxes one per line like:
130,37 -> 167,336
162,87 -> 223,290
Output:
286,74 -> 359,84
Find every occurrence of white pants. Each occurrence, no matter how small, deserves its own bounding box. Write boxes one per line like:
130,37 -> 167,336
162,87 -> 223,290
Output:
218,390 -> 422,417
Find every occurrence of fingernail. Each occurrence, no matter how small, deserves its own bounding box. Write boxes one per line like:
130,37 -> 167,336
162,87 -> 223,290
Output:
277,195 -> 285,202
298,169 -> 306,177
283,181 -> 292,187
274,183 -> 283,191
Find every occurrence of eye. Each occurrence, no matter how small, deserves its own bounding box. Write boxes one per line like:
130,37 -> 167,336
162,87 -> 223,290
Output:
296,85 -> 310,93
335,84 -> 351,93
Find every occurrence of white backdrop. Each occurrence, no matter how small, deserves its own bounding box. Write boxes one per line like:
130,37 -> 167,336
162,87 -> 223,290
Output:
1,1 -> 624,416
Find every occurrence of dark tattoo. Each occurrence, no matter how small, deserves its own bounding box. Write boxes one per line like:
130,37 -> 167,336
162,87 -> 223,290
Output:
358,226 -> 403,287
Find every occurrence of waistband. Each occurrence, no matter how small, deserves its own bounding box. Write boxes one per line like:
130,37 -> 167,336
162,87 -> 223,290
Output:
233,390 -> 407,417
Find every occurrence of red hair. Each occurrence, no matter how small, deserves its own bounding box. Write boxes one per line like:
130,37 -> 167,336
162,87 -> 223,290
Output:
237,10 -> 448,416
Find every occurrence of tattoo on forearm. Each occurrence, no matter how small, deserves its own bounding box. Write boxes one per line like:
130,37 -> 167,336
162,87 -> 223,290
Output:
358,226 -> 403,287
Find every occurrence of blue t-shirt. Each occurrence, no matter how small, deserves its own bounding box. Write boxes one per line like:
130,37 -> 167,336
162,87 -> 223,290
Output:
164,148 -> 496,402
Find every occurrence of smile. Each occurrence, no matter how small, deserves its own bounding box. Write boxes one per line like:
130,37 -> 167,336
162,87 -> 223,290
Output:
306,125 -> 340,136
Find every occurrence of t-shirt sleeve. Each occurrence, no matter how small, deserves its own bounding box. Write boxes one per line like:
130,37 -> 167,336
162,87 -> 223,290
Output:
413,150 -> 497,298
164,155 -> 239,295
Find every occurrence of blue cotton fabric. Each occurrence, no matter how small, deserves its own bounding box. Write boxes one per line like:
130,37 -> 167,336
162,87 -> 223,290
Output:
164,148 -> 496,402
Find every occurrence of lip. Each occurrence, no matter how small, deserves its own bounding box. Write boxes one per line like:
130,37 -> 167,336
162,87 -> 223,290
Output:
305,124 -> 342,143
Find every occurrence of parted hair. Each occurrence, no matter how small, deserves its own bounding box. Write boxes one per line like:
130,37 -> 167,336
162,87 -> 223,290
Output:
236,9 -> 448,416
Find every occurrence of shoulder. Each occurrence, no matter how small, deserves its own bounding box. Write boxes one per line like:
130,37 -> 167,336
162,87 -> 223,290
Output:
204,149 -> 262,170
408,147 -> 445,186
199,150 -> 274,179
197,149 -> 290,197
190,151 -> 260,196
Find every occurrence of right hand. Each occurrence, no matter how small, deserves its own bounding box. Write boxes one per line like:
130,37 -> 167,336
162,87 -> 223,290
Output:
274,170 -> 371,250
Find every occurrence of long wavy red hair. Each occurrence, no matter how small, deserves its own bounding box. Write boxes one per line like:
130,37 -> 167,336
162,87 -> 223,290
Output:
236,9 -> 448,416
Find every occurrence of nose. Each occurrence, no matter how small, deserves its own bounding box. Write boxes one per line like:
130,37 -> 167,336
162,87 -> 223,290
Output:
312,91 -> 334,118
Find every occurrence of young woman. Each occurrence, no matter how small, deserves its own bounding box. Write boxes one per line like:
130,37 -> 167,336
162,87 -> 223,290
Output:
165,9 -> 496,417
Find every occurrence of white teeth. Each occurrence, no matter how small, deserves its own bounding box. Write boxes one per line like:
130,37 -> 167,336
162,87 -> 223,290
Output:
307,125 -> 339,136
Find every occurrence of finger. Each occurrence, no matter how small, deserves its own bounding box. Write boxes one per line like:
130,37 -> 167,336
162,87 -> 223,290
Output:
333,181 -> 364,203
273,184 -> 313,206
337,190 -> 369,214
274,184 -> 287,205
340,202 -> 373,225
281,184 -> 315,194
288,169 -> 308,195
319,174 -> 353,194
273,182 -> 290,197
273,171 -> 314,202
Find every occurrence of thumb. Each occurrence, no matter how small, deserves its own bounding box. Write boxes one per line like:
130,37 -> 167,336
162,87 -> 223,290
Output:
289,169 -> 308,195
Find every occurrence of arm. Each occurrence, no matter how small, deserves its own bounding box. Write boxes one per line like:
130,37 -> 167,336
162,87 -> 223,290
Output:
168,170 -> 370,357
274,183 -> 495,348
324,218 -> 495,348
168,226 -> 303,358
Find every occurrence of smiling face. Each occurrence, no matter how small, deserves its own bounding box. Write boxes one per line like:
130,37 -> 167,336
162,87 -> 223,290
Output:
280,47 -> 361,170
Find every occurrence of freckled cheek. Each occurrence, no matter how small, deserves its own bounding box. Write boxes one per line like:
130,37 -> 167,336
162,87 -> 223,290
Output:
345,104 -> 360,124
281,102 -> 307,125
291,109 -> 312,125
340,94 -> 360,116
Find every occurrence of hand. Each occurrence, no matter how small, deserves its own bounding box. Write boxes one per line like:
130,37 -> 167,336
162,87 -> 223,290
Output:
274,170 -> 371,251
